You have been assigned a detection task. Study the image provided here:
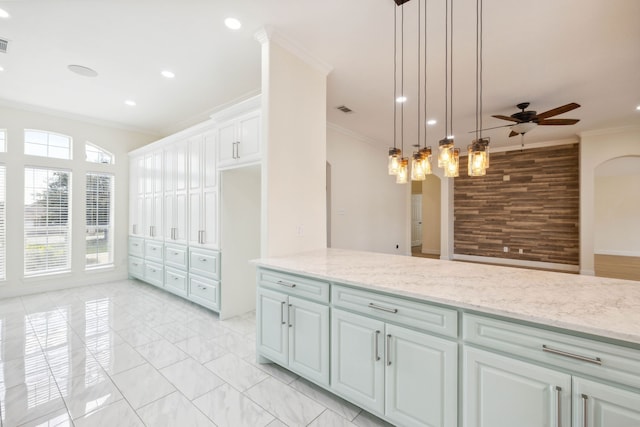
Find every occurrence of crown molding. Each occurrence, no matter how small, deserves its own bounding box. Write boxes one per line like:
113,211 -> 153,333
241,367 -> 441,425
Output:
326,122 -> 387,150
254,26 -> 333,76
579,124 -> 640,138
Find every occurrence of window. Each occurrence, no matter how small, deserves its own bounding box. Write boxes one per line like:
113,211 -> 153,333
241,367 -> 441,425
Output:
86,143 -> 113,164
86,173 -> 113,268
24,130 -> 72,160
24,167 -> 71,276
0,165 -> 5,280
0,129 -> 6,152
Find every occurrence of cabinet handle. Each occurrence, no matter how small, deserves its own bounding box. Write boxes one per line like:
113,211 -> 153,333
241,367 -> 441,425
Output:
232,142 -> 236,159
386,334 -> 392,366
288,303 -> 293,328
280,301 -> 286,325
542,345 -> 602,365
198,285 -> 207,291
236,141 -> 241,159
133,224 -> 138,234
374,330 -> 381,361
581,394 -> 588,427
200,258 -> 208,262
173,276 -> 179,281
276,280 -> 296,288
171,227 -> 176,240
132,263 -> 139,267
368,302 -> 398,314
132,243 -> 139,247
555,386 -> 562,427
173,252 -> 180,256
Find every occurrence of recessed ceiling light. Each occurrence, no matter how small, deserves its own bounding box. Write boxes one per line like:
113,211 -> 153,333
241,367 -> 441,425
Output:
396,96 -> 407,103
0,8 -> 9,19
0,66 -> 4,72
224,17 -> 242,30
124,100 -> 137,107
636,105 -> 640,111
161,70 -> 175,79
427,119 -> 437,126
68,64 -> 98,77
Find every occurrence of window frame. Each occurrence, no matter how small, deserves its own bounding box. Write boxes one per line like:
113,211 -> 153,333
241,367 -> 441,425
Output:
85,172 -> 115,270
24,129 -> 73,160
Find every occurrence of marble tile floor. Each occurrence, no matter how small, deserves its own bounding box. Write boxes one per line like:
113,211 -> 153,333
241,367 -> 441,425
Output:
0,279 -> 394,427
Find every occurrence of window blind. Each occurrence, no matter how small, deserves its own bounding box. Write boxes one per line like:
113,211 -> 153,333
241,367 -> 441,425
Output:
86,173 -> 113,268
0,165 -> 5,280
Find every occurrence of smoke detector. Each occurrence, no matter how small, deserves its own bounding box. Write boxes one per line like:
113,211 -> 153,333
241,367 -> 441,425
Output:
68,64 -> 98,77
337,105 -> 353,113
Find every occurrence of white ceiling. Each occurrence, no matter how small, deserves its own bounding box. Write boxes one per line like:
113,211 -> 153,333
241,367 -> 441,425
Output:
0,0 -> 639,151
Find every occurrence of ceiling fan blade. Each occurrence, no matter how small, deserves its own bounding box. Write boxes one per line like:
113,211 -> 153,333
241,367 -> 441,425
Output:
509,130 -> 519,137
492,114 -> 522,123
467,124 -> 513,133
536,103 -> 580,120
538,118 -> 580,126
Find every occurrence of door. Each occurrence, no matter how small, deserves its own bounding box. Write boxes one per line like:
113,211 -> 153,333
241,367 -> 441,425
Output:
411,194 -> 423,247
385,324 -> 458,427
256,288 -> 288,366
331,308 -> 385,414
288,296 -> 329,386
463,346 -> 571,427
573,377 -> 640,427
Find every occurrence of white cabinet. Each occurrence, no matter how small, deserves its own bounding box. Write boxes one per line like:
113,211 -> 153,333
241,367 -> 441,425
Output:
257,285 -> 330,386
217,111 -> 261,169
188,131 -> 218,249
163,140 -> 188,244
573,377 -> 640,427
142,150 -> 163,240
331,308 -> 458,427
463,346 -> 571,427
130,155 -> 145,236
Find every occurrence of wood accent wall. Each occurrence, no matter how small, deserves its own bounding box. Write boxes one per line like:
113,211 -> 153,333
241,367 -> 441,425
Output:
454,143 -> 579,265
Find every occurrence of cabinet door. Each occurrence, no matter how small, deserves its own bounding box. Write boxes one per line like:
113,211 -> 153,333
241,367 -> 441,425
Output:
385,324 -> 458,427
237,112 -> 260,163
257,287 -> 288,366
163,193 -> 174,240
463,347 -> 571,427
189,135 -> 203,193
174,192 -> 187,244
202,188 -> 218,249
573,377 -> 640,427
331,308 -> 385,414
218,122 -> 237,168
188,191 -> 202,246
288,296 -> 329,386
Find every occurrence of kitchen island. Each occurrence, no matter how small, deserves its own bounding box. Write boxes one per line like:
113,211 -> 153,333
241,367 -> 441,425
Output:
253,248 -> 640,427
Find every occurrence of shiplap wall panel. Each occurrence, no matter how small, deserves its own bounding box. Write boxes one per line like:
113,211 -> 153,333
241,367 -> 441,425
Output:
454,143 -> 579,265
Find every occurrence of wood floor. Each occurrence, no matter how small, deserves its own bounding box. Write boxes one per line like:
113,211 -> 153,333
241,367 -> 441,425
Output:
595,254 -> 640,281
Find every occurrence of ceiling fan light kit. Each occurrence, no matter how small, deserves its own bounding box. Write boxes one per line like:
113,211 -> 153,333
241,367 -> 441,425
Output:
492,101 -> 581,138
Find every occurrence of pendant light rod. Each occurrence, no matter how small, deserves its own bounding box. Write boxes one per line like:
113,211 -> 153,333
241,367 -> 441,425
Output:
393,3 -> 397,151
423,0 -> 428,148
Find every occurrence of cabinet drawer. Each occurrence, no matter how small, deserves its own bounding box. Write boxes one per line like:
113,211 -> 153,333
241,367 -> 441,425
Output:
189,275 -> 220,311
144,261 -> 164,287
332,285 -> 457,338
128,237 -> 144,258
165,267 -> 187,296
463,313 -> 640,389
145,240 -> 163,262
165,244 -> 188,269
258,269 -> 330,303
189,248 -> 220,279
128,256 -> 144,279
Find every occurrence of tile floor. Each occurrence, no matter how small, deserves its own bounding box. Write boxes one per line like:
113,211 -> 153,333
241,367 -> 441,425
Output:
0,279 -> 394,427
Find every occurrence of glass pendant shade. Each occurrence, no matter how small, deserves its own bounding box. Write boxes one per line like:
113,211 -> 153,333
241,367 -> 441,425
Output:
419,147 -> 432,175
438,138 -> 454,167
444,148 -> 460,177
388,148 -> 402,175
411,152 -> 426,181
396,158 -> 409,184
467,140 -> 488,176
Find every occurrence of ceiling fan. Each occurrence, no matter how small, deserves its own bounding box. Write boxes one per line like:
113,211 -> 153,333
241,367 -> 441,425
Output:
492,102 -> 581,137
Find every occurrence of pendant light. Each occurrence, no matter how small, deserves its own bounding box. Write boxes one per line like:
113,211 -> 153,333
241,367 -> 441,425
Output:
395,1 -> 408,184
439,0 -> 457,176
467,0 -> 490,176
388,3 -> 402,176
412,0 -> 432,182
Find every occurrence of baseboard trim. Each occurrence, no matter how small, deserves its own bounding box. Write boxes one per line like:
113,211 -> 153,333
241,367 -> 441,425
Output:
453,254 -> 580,273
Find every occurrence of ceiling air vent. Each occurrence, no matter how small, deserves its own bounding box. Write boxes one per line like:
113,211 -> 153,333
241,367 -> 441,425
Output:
0,38 -> 8,54
337,105 -> 353,114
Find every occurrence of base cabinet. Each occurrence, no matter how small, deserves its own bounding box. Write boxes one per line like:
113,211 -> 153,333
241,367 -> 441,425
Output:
573,377 -> 640,427
331,308 -> 458,427
463,346 -> 572,427
257,287 -> 329,386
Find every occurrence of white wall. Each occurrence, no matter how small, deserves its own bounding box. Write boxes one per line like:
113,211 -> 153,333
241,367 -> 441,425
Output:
580,126 -> 640,275
594,157 -> 640,255
259,32 -> 329,257
0,105 -> 154,298
327,125 -> 409,254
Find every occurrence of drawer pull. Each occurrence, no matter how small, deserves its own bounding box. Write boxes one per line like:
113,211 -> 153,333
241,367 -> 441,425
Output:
368,302 -> 398,314
581,394 -> 588,427
374,330 -> 381,361
277,280 -> 296,288
198,285 -> 207,291
132,243 -> 139,247
173,276 -> 179,280
132,263 -> 139,267
542,345 -> 602,365
150,269 -> 156,273
173,252 -> 180,256
199,258 -> 208,262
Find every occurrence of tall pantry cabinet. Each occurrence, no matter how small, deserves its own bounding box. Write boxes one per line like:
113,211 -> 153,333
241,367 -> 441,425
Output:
128,95 -> 261,318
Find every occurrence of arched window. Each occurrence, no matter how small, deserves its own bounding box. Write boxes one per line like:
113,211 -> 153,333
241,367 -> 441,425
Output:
24,129 -> 72,160
86,143 -> 114,164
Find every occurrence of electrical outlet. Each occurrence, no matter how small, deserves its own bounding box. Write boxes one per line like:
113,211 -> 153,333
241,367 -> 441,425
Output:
503,175 -> 510,181
296,225 -> 304,236
503,246 -> 509,253
519,248 -> 524,254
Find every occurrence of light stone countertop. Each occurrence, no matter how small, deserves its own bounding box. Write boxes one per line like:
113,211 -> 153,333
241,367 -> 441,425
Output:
253,248 -> 640,346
